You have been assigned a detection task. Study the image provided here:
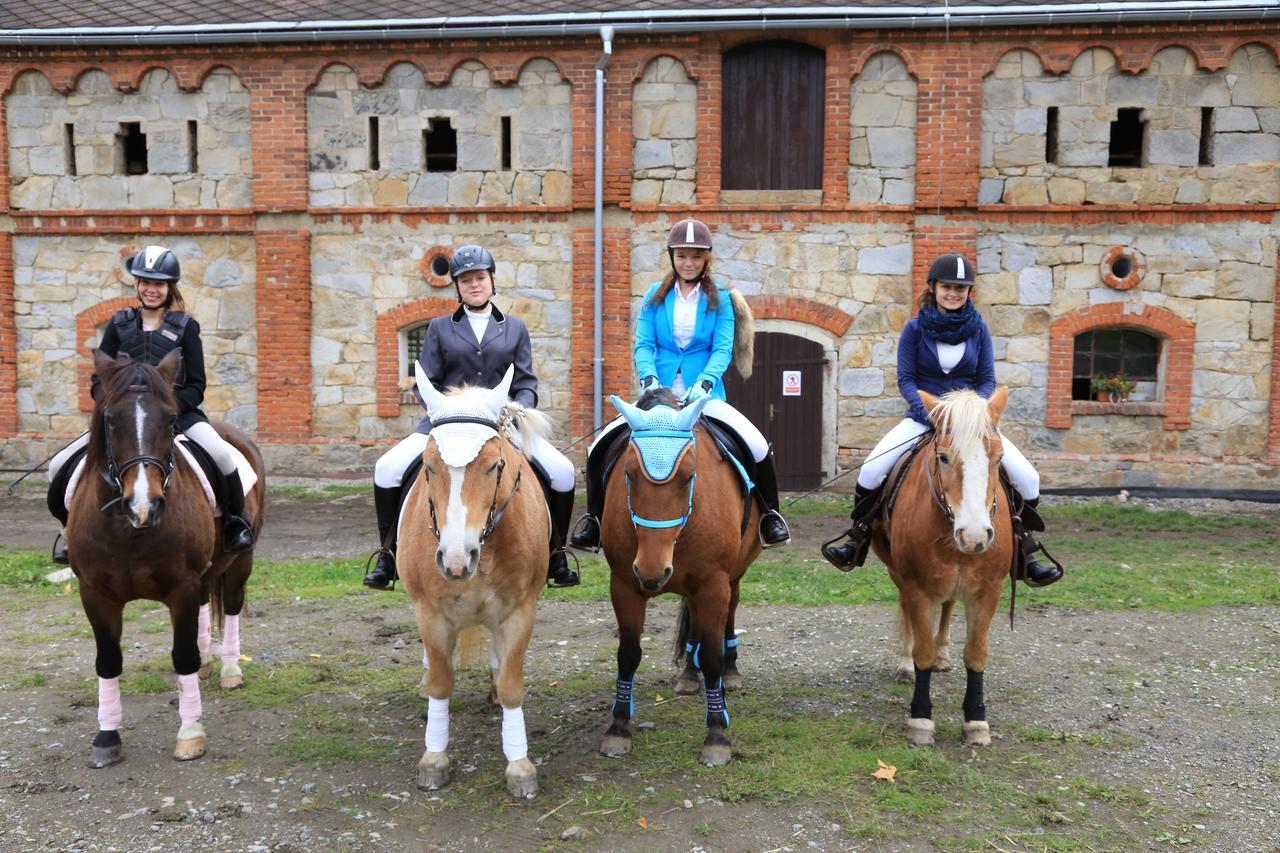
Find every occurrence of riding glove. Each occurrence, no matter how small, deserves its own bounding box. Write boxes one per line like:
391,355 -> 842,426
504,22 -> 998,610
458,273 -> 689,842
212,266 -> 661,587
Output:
684,379 -> 713,403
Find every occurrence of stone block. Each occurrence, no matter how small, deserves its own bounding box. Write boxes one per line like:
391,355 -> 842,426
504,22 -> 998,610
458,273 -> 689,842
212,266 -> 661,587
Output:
866,127 -> 914,168
1211,132 -> 1280,164
1013,108 -> 1048,135
1214,107 -> 1260,132
542,171 -> 571,206
1174,180 -> 1210,203
1003,177 -> 1048,205
630,179 -> 662,205
856,244 -> 911,275
848,171 -> 883,204
882,179 -> 914,205
634,139 -> 674,170
1147,130 -> 1198,166
650,102 -> 696,138
992,135 -> 1043,168
660,181 -> 695,205
1162,273 -> 1214,298
978,177 -> 1004,204
1084,181 -> 1136,204
374,178 -> 410,206
1195,299 -> 1252,341
447,172 -> 482,205
1002,242 -> 1036,273
203,258 -> 242,287
519,134 -> 565,170
839,368 -> 886,397
407,173 -> 448,205
1231,74 -> 1280,107
852,93 -> 901,127
1107,76 -> 1158,104
1216,261 -> 1272,302
1017,266 -> 1052,304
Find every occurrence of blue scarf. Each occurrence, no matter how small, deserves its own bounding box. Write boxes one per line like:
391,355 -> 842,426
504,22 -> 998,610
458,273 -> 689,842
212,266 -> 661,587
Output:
917,300 -> 981,345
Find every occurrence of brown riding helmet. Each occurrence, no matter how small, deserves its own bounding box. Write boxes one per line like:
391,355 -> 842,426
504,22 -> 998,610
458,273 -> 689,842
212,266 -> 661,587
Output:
666,219 -> 714,251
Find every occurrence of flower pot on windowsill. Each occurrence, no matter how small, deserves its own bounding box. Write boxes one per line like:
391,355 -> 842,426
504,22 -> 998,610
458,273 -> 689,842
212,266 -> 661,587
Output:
1095,392 -> 1129,403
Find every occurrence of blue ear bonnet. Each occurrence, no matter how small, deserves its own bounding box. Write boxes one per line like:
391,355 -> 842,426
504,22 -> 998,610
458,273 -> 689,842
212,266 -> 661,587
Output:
629,405 -> 694,483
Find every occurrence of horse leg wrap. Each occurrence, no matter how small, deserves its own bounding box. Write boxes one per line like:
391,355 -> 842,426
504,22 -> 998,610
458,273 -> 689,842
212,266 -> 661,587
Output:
197,604 -> 212,656
724,636 -> 739,668
97,676 -> 123,731
220,614 -> 240,665
910,667 -> 933,720
612,677 -> 635,720
425,697 -> 449,753
421,649 -> 430,671
501,706 -> 528,762
963,668 -> 986,722
489,638 -> 500,672
690,643 -> 701,670
704,684 -> 730,729
177,673 -> 202,727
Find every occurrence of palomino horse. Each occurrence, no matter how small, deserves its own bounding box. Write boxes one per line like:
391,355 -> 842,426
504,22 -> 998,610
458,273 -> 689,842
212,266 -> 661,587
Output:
872,387 -> 1014,747
398,366 -> 549,799
66,350 -> 264,767
599,390 -> 762,767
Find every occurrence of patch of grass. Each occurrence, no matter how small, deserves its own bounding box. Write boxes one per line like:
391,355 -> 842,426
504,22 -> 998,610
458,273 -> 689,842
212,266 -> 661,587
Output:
1043,502 -> 1272,533
269,482 -> 371,502
11,672 -> 48,689
280,711 -> 399,765
123,672 -> 172,694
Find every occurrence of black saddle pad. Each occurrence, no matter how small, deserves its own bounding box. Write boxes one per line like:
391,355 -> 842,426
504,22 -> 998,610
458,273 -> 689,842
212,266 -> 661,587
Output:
701,416 -> 759,489
47,446 -> 88,526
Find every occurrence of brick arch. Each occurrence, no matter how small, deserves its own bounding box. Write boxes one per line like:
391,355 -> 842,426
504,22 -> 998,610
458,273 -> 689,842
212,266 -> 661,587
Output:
515,56 -> 570,83
742,295 -> 855,338
190,62 -> 246,92
1046,303 -> 1194,431
60,66 -> 112,95
982,46 -> 1046,77
76,298 -> 135,412
1,66 -> 53,96
1225,39 -> 1280,69
122,64 -> 182,94
1140,43 -> 1212,74
305,60 -> 359,91
850,45 -> 919,78
376,298 -> 457,417
364,59 -> 426,89
630,52 -> 697,84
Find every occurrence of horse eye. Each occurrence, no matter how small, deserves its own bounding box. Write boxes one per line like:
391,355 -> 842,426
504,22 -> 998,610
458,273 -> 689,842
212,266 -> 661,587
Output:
487,462 -> 499,475
938,452 -> 951,465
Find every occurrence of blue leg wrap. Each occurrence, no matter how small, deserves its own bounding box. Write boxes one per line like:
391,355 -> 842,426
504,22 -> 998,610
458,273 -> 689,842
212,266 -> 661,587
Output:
691,642 -> 701,670
613,676 -> 635,720
705,682 -> 729,729
725,636 -> 739,649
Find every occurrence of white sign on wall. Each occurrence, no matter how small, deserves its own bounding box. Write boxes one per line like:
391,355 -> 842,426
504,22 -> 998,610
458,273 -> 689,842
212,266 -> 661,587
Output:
781,370 -> 802,397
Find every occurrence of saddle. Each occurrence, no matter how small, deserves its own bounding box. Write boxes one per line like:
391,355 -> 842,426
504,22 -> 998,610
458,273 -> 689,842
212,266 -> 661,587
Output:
871,434 -> 933,552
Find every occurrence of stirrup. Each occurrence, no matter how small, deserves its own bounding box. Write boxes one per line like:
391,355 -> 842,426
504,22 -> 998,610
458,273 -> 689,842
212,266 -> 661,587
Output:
546,547 -> 582,588
362,548 -> 398,590
52,532 -> 69,565
758,510 -> 791,549
820,526 -> 869,571
568,515 -> 601,553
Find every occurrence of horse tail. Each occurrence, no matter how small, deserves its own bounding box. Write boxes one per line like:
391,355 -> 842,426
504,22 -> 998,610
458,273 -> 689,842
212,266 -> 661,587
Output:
672,598 -> 692,668
729,289 -> 755,380
209,572 -> 226,638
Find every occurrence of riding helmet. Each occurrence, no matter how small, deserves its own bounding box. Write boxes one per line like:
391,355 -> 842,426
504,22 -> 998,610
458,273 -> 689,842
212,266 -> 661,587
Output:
124,245 -> 181,282
666,219 -> 714,251
927,253 -> 976,286
449,244 -> 497,280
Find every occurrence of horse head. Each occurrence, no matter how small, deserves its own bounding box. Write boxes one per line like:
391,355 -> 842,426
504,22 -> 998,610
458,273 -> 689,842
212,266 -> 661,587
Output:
90,349 -> 181,529
609,392 -> 712,592
415,365 -> 516,581
919,387 -> 1008,555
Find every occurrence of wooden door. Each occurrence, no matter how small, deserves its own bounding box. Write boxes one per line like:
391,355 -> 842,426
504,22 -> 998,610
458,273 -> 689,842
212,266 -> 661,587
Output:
724,332 -> 826,491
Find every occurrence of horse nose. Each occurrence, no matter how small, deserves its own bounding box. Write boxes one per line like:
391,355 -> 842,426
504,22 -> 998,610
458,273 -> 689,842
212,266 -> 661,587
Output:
436,545 -> 474,579
984,526 -> 995,548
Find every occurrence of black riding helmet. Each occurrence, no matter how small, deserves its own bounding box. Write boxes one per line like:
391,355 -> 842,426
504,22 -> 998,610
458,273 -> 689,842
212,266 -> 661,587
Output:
124,245 -> 181,282
927,253 -> 976,286
449,244 -> 497,302
666,218 -> 713,283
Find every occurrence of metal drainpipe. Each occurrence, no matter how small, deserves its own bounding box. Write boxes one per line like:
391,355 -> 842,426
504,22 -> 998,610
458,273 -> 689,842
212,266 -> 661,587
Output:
593,25 -> 614,433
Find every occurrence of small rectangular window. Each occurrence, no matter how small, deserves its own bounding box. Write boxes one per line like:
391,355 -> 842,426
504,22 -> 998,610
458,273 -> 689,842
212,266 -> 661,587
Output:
500,116 -> 512,170
1045,107 -> 1059,165
1198,107 -> 1213,166
187,120 -> 198,172
424,117 -> 457,173
405,325 -> 427,377
118,122 -> 148,175
1108,108 -> 1145,168
64,123 -> 77,176
368,116 -> 380,171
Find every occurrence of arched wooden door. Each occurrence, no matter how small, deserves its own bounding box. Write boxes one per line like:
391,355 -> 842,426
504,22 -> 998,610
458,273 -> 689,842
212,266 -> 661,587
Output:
723,331 -> 826,491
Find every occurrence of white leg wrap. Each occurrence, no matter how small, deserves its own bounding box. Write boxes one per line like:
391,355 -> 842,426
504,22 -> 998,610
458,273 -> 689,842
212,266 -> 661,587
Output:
197,604 -> 211,655
501,706 -> 528,762
489,637 -> 500,672
424,697 -> 449,753
220,614 -> 240,664
177,673 -> 202,727
421,648 -> 430,671
97,676 -> 123,731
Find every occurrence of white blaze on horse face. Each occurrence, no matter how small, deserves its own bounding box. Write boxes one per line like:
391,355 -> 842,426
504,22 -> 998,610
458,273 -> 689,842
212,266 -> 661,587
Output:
438,465 -> 475,577
128,397 -> 152,524
953,441 -> 993,553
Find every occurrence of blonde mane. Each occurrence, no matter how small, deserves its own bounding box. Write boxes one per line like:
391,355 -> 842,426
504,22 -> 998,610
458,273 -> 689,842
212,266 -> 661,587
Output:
931,390 -> 992,461
439,383 -> 552,443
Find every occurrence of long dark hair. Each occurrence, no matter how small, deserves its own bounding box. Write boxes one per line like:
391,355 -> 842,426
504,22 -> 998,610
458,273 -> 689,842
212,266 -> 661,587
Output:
648,260 -> 720,311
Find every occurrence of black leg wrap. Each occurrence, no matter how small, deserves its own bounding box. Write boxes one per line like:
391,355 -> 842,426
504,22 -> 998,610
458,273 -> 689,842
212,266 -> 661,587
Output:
93,729 -> 122,748
910,666 -> 933,720
612,676 -> 635,720
963,668 -> 986,722
705,685 -> 729,729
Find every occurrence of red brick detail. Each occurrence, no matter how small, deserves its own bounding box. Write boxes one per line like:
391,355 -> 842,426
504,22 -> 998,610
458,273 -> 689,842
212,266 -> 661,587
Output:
914,41 -> 985,212
375,297 -> 458,417
420,246 -> 454,288
694,36 -> 724,206
256,231 -> 312,440
1100,245 -> 1145,291
570,227 -> 631,438
75,298 -> 136,413
1046,304 -> 1194,431
823,42 -> 852,207
0,89 -> 9,211
743,295 -> 854,338
1270,261 -> 1280,461
910,227 -> 978,310
242,61 -> 312,212
0,233 -> 15,436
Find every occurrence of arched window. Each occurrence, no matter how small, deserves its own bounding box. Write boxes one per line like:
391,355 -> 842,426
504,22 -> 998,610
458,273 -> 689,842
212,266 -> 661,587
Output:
403,322 -> 429,378
722,41 -> 825,190
1071,328 -> 1160,401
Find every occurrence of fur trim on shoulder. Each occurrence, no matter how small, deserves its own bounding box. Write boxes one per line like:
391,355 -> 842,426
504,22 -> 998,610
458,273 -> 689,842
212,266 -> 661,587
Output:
729,289 -> 754,380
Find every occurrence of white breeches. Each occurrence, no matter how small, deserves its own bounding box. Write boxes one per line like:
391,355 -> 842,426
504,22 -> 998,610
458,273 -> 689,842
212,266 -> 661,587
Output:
857,417 -> 1039,499
48,432 -> 90,482
590,399 -> 769,463
184,421 -> 238,475
375,429 -> 574,493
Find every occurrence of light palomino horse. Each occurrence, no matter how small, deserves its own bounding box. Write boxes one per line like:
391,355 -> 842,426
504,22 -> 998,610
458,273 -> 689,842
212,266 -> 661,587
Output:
398,366 -> 549,799
871,387 -> 1014,747
66,350 -> 264,767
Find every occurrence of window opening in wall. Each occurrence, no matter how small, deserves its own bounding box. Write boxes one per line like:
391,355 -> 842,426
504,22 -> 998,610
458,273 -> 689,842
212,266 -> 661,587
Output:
1071,329 -> 1159,401
1110,255 -> 1132,279
187,120 -> 198,172
424,117 -> 457,173
1045,107 -> 1059,164
500,116 -> 512,171
368,116 -> 380,171
1108,108 -> 1145,168
430,254 -> 451,277
405,323 -> 428,377
64,123 -> 77,176
118,122 -> 148,175
1198,107 -> 1214,166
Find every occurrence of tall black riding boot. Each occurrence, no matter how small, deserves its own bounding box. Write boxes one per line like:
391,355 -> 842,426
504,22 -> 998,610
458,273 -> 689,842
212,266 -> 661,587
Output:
569,437 -> 611,551
220,470 -> 255,554
363,485 -> 401,590
821,483 -> 881,571
1018,497 -> 1063,588
753,451 -> 791,547
546,488 -> 580,588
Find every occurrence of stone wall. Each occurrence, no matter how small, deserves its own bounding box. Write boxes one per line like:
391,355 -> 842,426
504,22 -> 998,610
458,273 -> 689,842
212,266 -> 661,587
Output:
307,60 -> 572,207
849,52 -> 917,204
12,235 -> 257,434
6,68 -> 253,210
631,56 -> 697,206
980,45 -> 1280,205
310,226 -> 573,440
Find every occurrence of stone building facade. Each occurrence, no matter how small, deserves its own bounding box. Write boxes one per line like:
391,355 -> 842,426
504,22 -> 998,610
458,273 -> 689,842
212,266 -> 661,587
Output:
1,10 -> 1279,490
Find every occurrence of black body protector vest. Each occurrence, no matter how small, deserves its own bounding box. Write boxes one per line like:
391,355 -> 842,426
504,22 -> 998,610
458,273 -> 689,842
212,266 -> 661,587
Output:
112,308 -> 189,383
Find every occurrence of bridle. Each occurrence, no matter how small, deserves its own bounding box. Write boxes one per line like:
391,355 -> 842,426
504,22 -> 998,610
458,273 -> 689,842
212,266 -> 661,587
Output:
625,426 -> 698,534
420,415 -> 522,545
98,387 -> 175,515
921,428 -> 999,523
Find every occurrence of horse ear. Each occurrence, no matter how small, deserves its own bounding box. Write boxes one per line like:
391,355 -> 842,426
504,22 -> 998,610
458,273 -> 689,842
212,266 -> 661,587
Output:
610,395 -> 647,431
987,386 -> 1009,425
674,393 -> 712,431
415,366 -> 448,417
486,365 -> 515,416
92,348 -> 119,378
919,390 -> 942,417
156,349 -> 181,385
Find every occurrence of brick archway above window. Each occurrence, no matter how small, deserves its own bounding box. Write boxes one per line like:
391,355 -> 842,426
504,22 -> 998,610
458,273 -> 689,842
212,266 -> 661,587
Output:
376,298 -> 458,417
77,297 -> 136,412
1046,303 -> 1193,431
742,294 -> 855,338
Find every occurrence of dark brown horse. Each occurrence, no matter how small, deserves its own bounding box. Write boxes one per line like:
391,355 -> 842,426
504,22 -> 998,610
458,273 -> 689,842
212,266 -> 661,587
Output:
871,388 -> 1013,747
598,390 -> 762,767
66,350 -> 264,767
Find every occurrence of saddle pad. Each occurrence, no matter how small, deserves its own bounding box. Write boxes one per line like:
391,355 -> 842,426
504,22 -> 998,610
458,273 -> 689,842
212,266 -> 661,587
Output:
64,436 -> 257,517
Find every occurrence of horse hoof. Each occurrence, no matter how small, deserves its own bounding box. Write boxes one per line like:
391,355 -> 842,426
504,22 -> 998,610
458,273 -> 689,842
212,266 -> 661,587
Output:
220,674 -> 244,690
700,743 -> 732,767
505,758 -> 538,799
416,751 -> 450,790
906,717 -> 935,747
673,677 -> 701,696
88,745 -> 122,769
197,663 -> 213,680
722,672 -> 743,692
935,657 -> 952,674
963,720 -> 991,747
894,666 -> 915,685
173,737 -> 206,761
599,734 -> 632,757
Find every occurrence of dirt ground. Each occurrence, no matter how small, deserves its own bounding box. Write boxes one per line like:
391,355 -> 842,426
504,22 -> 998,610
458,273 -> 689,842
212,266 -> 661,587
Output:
0,483 -> 1277,852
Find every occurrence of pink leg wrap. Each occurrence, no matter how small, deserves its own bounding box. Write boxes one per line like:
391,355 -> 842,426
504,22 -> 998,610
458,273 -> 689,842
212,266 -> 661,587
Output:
220,614 -> 240,664
97,677 -> 123,731
197,604 -> 211,655
177,673 -> 202,727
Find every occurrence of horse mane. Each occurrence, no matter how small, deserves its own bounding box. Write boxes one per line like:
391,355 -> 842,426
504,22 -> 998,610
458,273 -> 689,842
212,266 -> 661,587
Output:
86,356 -> 179,473
501,400 -> 551,442
931,390 -> 992,461
637,387 -> 682,411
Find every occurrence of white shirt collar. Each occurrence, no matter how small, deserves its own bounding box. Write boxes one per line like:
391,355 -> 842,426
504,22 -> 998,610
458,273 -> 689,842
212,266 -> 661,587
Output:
675,282 -> 701,304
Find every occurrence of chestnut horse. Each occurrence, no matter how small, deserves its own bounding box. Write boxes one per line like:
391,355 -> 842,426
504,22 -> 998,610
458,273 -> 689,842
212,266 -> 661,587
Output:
598,390 -> 762,767
871,387 -> 1014,747
66,350 -> 264,767
398,366 -> 549,799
